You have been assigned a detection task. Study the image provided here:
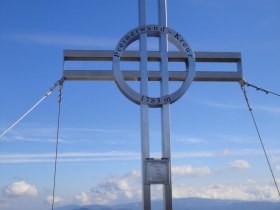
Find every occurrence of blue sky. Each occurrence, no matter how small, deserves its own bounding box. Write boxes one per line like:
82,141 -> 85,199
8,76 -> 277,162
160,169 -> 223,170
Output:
0,0 -> 280,209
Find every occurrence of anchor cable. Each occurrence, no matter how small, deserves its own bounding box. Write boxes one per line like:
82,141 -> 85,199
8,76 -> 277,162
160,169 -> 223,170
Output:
242,80 -> 280,97
0,79 -> 64,139
51,80 -> 64,210
241,84 -> 280,198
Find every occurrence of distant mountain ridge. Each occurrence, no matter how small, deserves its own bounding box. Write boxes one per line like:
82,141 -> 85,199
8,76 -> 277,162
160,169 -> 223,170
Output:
54,197 -> 280,210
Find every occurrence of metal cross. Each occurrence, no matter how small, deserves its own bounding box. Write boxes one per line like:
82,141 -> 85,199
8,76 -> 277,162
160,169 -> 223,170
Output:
62,0 -> 243,210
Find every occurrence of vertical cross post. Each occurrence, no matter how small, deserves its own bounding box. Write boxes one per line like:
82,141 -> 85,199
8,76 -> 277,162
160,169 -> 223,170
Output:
139,0 -> 173,209
158,0 -> 173,209
138,1 -> 151,210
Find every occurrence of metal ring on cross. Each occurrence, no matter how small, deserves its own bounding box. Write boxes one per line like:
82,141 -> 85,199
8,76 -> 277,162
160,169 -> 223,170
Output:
112,24 -> 196,107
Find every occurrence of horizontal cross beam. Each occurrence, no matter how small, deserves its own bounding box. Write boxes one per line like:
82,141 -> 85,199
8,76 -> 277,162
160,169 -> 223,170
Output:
63,70 -> 242,82
64,50 -> 241,62
63,50 -> 243,82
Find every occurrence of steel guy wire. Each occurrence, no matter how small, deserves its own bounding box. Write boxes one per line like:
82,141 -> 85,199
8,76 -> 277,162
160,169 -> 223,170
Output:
51,81 -> 63,210
241,84 -> 280,199
0,78 -> 64,140
242,79 -> 280,97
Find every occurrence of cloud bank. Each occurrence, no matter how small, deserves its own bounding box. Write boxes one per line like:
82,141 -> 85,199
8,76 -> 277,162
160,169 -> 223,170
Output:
3,181 -> 38,197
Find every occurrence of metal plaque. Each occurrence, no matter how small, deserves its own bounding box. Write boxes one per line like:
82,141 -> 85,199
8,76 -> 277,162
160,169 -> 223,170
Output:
145,158 -> 170,185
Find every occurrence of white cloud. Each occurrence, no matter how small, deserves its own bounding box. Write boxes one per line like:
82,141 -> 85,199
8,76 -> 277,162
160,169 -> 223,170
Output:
89,169 -> 279,204
215,149 -> 235,157
91,170 -> 141,205
219,135 -> 254,144
228,160 -> 250,169
255,105 -> 280,114
172,149 -> 235,159
193,99 -> 243,110
172,165 -> 212,177
46,195 -> 63,205
194,99 -> 280,114
74,192 -> 90,205
82,165 -> 280,205
89,165 -> 212,205
0,148 -> 253,164
172,182 -> 279,201
1,125 -> 140,146
0,151 -> 140,164
4,181 -> 38,197
276,165 -> 280,171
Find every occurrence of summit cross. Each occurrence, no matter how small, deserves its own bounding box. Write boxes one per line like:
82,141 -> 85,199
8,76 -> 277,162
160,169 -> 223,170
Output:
62,0 -> 243,210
